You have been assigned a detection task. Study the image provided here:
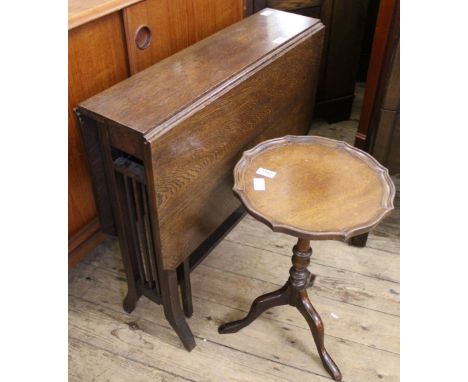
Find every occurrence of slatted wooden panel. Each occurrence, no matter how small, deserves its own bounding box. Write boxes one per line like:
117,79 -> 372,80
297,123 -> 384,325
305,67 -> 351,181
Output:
114,156 -> 161,295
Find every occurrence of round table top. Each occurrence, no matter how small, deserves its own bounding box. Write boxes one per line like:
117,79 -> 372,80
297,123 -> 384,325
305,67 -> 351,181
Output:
233,135 -> 395,240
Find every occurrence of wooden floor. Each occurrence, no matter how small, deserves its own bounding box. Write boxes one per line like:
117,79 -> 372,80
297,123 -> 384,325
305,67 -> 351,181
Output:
69,89 -> 400,381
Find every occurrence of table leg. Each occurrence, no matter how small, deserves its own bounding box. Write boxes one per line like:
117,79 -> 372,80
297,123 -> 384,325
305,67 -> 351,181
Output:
161,269 -> 196,351
178,259 -> 193,318
123,284 -> 142,313
349,232 -> 369,247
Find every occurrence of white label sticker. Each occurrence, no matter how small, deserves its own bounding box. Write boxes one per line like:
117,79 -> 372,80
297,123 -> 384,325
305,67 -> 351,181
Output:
272,36 -> 287,44
256,167 -> 276,178
253,178 -> 266,191
260,10 -> 273,16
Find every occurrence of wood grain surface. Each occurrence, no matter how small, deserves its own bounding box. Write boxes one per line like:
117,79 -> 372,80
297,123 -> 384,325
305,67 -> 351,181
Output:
256,0 -> 370,123
234,135 -> 395,240
123,0 -> 245,74
79,9 -> 321,135
149,25 -> 324,269
69,0 -> 248,266
68,0 -> 143,30
68,13 -> 129,242
78,9 -> 325,270
68,218 -> 107,269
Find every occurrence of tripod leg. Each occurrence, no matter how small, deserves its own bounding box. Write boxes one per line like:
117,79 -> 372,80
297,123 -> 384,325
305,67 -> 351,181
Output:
296,290 -> 342,381
219,282 -> 290,334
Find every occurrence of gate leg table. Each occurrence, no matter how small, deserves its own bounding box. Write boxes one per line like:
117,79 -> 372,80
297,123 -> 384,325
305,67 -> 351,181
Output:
218,135 -> 395,381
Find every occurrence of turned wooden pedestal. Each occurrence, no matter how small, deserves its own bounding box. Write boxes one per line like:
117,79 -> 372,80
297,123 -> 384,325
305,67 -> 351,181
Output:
220,237 -> 341,379
218,135 -> 395,381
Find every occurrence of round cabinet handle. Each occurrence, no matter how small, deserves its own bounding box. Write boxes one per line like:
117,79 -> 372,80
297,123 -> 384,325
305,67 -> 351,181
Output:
135,25 -> 152,50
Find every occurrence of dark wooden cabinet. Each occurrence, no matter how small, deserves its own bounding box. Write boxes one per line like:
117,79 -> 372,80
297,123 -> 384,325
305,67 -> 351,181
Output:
354,0 -> 399,174
370,40 -> 399,173
357,0 -> 381,81
316,0 -> 369,122
253,0 -> 322,17
247,0 -> 370,122
68,0 -> 245,267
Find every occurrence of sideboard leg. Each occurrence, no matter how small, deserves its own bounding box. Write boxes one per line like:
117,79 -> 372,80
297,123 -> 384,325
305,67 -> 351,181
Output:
161,269 -> 196,351
178,259 -> 193,318
349,232 -> 369,247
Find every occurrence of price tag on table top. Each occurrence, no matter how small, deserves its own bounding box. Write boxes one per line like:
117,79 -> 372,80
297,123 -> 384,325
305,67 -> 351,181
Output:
253,178 -> 266,191
256,167 -> 277,178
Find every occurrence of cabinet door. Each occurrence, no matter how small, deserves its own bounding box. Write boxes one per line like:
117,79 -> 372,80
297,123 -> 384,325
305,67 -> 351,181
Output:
123,0 -> 245,74
319,0 -> 369,101
68,12 -> 129,266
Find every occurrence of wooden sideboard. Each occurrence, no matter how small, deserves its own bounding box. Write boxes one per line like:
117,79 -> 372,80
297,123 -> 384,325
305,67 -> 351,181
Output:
68,0 -> 245,267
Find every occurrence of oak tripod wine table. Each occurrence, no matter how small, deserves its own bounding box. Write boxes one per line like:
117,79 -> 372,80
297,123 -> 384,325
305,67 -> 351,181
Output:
218,135 -> 395,381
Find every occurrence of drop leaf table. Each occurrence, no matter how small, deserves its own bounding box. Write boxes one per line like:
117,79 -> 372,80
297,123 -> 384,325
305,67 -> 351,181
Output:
76,9 -> 325,350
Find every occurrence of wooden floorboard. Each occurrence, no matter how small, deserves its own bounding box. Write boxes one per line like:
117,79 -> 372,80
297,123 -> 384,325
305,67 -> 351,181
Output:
69,93 -> 400,380
69,337 -> 192,382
